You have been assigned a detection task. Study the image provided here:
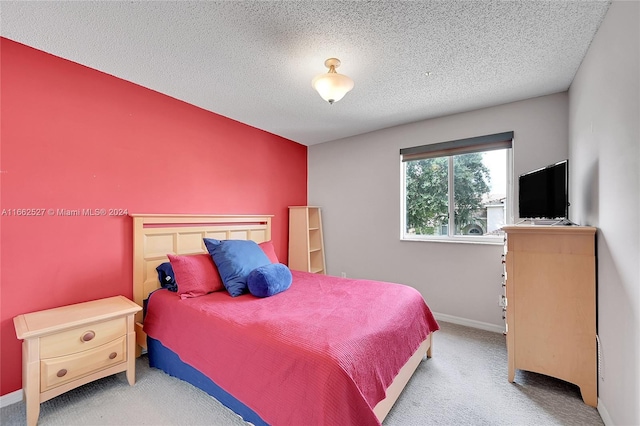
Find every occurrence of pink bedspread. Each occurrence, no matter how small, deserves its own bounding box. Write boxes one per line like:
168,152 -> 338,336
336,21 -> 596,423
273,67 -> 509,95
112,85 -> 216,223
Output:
144,271 -> 439,425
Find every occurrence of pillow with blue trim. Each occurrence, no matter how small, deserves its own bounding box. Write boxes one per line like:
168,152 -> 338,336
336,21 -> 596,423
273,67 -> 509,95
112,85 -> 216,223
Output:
247,263 -> 292,298
156,262 -> 177,292
168,253 -> 224,299
203,238 -> 271,297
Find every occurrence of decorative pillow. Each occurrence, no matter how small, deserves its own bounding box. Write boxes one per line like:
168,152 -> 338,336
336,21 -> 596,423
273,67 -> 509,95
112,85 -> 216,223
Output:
259,240 -> 279,263
247,263 -> 293,298
203,238 -> 271,297
156,262 -> 177,292
167,253 -> 224,299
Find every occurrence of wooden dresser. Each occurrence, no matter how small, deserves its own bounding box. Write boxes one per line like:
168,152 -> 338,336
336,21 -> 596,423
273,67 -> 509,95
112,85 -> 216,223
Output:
502,225 -> 597,407
14,296 -> 141,426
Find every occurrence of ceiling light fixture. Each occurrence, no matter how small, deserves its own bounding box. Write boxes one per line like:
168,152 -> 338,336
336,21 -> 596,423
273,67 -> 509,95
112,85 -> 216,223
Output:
312,58 -> 354,105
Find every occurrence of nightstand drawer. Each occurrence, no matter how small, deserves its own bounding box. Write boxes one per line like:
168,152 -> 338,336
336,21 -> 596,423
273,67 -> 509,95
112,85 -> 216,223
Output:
40,317 -> 126,358
40,337 -> 126,391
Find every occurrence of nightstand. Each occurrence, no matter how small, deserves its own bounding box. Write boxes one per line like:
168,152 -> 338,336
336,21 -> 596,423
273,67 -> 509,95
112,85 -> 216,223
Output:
13,295 -> 142,426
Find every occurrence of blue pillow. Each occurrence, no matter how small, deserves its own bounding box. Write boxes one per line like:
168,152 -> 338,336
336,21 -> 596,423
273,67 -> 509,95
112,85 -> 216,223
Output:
156,262 -> 177,292
247,263 -> 292,298
203,238 -> 271,297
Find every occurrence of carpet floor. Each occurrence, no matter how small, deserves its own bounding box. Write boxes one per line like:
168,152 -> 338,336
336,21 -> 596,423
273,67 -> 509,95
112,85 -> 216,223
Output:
1,321 -> 603,425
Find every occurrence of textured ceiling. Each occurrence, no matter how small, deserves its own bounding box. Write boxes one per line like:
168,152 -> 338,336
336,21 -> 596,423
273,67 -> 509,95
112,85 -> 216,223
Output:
0,1 -> 611,145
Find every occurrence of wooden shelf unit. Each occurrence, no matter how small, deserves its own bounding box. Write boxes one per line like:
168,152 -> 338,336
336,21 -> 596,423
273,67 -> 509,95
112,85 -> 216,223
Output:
502,225 -> 597,407
288,206 -> 326,274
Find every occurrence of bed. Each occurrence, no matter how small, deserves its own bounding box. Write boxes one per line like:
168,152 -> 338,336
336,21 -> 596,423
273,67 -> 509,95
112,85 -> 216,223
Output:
131,214 -> 439,425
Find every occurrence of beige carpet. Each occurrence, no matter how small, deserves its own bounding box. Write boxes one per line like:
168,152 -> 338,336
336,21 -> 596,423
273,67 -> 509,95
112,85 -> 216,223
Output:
1,321 -> 603,425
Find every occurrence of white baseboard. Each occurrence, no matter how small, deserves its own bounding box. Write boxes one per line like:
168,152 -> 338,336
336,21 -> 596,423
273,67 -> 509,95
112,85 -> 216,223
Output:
433,312 -> 505,334
597,398 -> 613,425
0,389 -> 23,408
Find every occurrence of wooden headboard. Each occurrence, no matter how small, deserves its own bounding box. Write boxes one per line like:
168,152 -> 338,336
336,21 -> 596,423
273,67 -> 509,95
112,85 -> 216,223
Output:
130,214 -> 272,351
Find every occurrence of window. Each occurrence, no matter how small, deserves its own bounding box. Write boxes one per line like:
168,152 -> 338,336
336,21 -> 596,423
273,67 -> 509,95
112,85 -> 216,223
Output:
400,132 -> 513,242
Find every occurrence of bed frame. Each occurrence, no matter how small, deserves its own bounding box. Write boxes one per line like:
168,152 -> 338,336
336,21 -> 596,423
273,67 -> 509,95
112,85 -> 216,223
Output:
131,214 -> 432,423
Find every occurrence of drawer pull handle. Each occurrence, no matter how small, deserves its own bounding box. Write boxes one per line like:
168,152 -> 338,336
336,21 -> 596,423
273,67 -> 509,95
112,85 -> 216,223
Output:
109,352 -> 117,360
57,369 -> 67,378
82,331 -> 95,342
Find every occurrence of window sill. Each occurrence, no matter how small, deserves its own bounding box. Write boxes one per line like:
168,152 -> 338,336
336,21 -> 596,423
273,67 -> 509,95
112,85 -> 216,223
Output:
401,235 -> 504,246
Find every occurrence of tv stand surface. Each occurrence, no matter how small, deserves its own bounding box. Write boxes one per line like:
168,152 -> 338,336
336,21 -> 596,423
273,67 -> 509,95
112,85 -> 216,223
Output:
515,218 -> 578,226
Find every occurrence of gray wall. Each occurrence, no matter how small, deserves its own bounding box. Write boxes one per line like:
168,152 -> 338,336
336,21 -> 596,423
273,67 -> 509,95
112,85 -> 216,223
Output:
309,92 -> 568,329
568,1 -> 639,424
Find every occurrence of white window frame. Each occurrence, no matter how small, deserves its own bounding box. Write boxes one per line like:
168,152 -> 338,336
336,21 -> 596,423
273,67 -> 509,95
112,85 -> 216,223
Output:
400,132 -> 514,244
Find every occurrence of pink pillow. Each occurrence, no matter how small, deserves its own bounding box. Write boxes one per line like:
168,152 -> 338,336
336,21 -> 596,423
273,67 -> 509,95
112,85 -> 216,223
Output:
259,241 -> 279,263
167,253 -> 224,299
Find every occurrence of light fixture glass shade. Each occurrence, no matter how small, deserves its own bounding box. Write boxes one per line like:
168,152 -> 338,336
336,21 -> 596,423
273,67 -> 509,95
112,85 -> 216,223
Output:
312,58 -> 354,104
312,73 -> 354,104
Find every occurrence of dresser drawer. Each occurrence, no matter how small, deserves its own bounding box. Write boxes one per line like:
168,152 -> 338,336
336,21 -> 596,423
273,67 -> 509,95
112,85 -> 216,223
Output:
40,317 -> 126,359
40,337 -> 126,392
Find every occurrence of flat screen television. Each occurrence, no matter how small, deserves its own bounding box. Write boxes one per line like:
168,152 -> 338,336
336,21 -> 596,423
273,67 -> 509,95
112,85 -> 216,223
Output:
518,160 -> 569,219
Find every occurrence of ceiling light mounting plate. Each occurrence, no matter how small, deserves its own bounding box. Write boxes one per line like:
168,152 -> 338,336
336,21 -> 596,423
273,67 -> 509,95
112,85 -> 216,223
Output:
324,58 -> 341,69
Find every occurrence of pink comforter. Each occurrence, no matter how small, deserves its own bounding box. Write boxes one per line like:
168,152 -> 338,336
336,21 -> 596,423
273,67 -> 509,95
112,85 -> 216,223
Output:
144,270 -> 439,425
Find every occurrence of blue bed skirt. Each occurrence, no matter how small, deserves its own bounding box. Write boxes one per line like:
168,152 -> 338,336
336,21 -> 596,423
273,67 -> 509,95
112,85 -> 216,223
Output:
147,336 -> 268,426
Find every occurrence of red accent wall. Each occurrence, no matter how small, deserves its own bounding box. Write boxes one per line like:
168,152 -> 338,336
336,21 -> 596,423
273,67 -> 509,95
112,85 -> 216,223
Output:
0,38 -> 307,396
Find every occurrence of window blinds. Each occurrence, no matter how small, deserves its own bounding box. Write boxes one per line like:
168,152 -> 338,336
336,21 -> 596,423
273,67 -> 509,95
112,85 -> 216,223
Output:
400,131 -> 514,162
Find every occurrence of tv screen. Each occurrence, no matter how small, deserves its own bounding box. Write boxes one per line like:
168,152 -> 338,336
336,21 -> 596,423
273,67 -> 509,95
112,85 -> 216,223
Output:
518,160 -> 568,219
